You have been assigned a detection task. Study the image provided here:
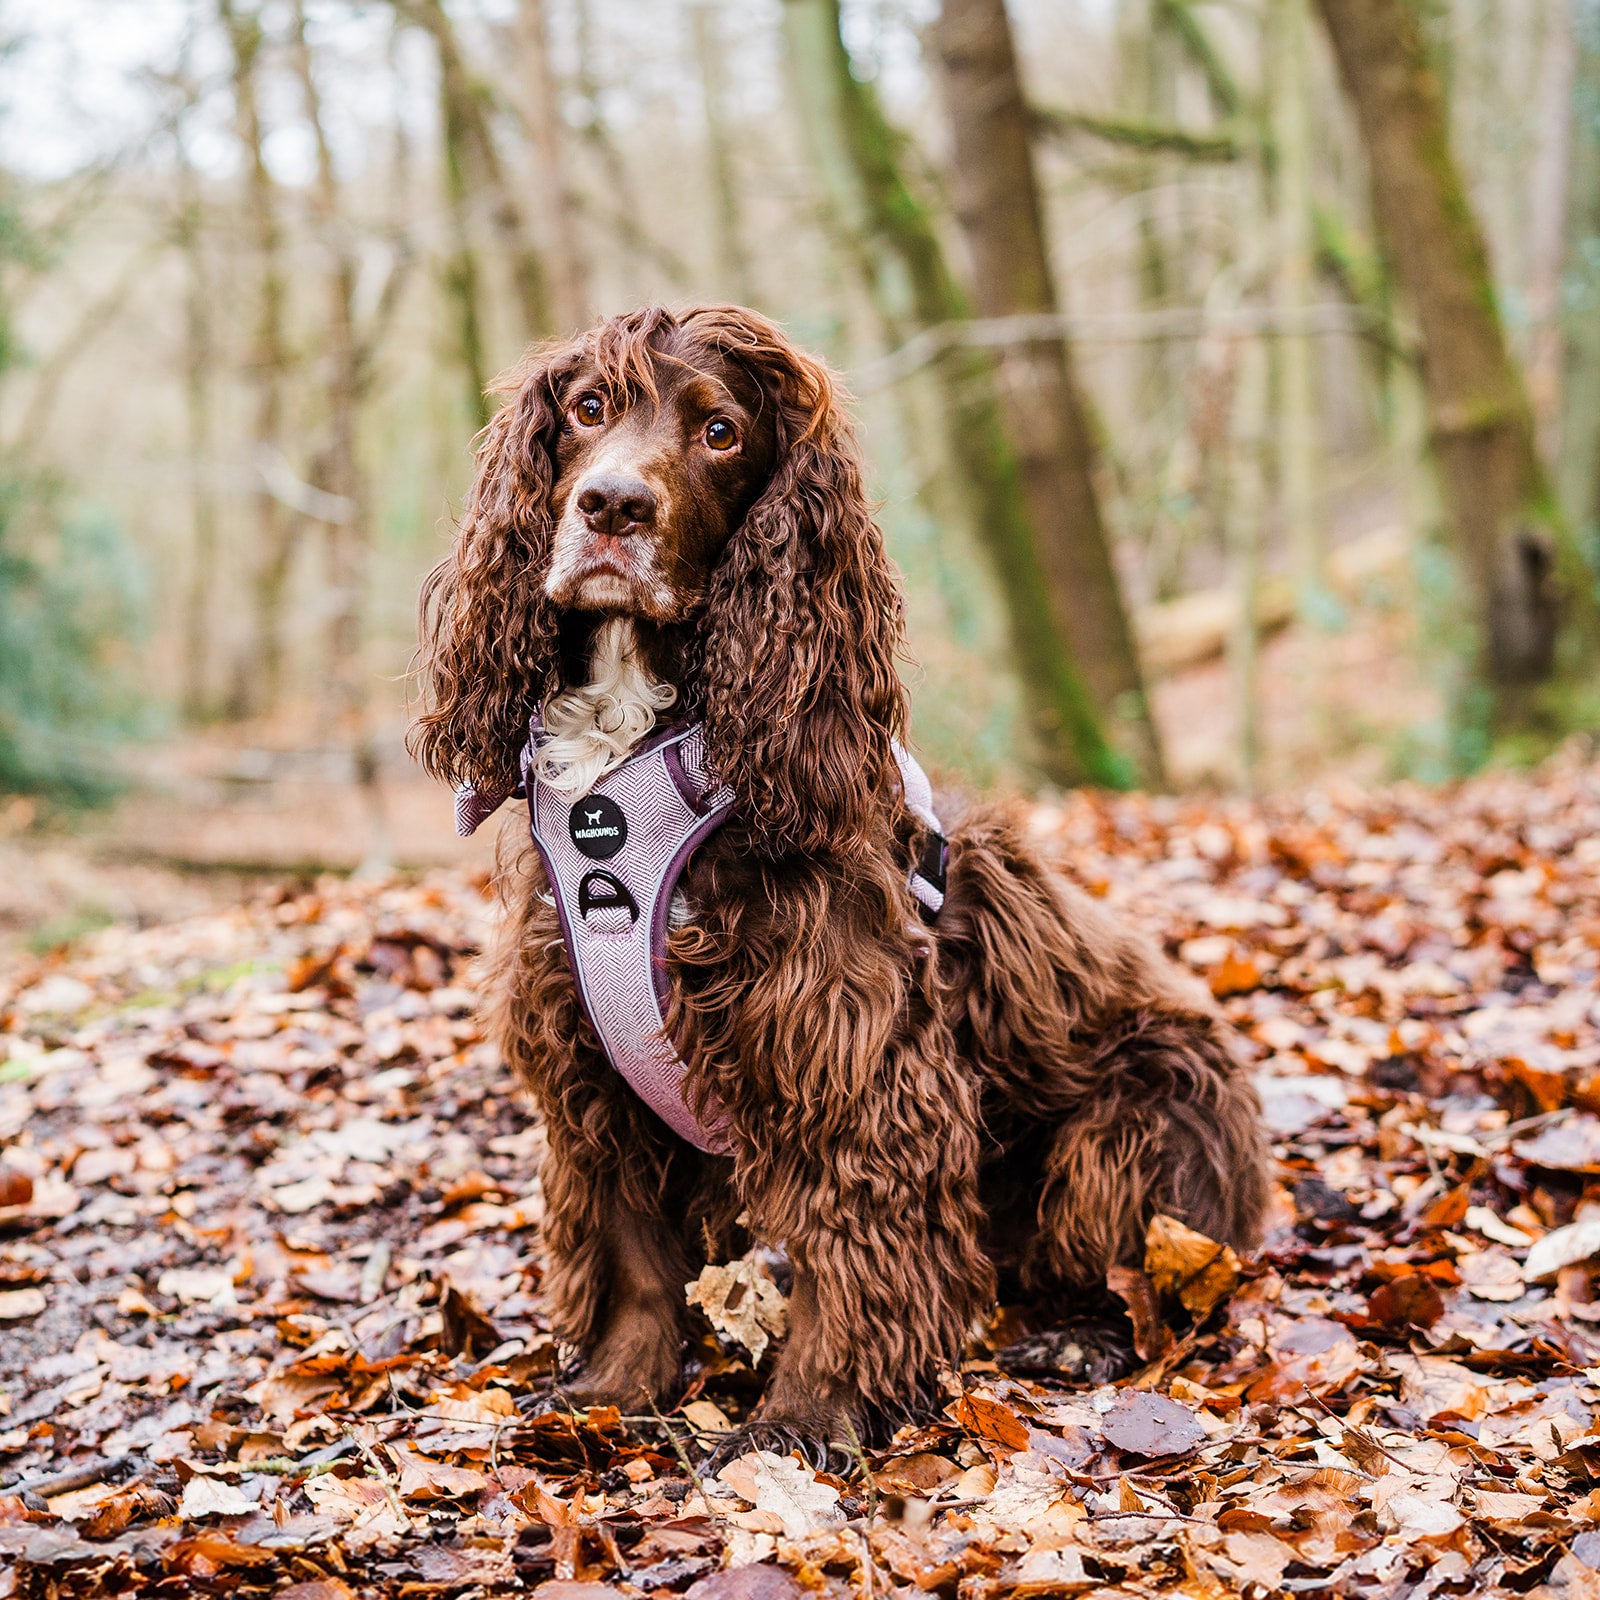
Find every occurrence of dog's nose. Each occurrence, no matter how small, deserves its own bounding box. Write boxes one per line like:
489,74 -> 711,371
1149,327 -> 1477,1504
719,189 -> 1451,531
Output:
575,475 -> 657,537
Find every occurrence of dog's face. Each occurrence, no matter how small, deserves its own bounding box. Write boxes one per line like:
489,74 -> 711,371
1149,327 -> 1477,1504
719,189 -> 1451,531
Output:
544,330 -> 781,621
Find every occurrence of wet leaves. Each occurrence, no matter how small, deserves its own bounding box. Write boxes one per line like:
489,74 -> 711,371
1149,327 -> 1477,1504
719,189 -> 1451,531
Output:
1099,1391 -> 1206,1457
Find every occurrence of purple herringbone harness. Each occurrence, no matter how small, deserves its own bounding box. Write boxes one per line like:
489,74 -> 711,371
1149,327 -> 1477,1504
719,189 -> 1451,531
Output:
456,716 -> 947,1153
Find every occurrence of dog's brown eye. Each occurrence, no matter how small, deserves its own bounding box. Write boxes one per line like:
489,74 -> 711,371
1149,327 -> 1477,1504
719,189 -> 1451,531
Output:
705,418 -> 737,451
573,395 -> 604,427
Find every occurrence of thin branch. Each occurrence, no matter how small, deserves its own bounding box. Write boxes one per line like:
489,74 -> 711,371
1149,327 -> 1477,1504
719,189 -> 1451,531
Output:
852,303 -> 1383,392
1031,105 -> 1243,162
1154,0 -> 1246,118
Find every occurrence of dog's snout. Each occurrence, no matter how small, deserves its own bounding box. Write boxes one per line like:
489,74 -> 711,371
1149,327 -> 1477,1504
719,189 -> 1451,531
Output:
576,474 -> 657,538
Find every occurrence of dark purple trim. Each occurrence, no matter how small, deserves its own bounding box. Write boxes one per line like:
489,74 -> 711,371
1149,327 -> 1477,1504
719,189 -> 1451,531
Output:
649,799 -> 733,1006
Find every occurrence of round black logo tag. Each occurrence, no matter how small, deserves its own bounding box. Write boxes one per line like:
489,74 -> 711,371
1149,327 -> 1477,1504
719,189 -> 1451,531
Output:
569,794 -> 627,860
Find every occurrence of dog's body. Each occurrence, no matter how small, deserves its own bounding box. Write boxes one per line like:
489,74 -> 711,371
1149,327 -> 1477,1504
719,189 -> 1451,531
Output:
411,306 -> 1268,1455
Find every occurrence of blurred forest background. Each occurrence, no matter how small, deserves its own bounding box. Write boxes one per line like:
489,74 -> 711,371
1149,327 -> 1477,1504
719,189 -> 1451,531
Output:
2,0 -> 1599,935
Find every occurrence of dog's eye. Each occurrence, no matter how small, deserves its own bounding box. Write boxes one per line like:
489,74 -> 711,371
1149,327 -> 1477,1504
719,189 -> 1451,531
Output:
705,418 -> 738,451
573,395 -> 604,427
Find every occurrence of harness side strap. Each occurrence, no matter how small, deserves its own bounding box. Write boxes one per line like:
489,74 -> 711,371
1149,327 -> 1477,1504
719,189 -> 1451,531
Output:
454,747 -> 530,837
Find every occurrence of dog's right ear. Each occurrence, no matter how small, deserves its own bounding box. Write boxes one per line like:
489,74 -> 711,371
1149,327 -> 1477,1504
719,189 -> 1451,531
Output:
408,344 -> 578,798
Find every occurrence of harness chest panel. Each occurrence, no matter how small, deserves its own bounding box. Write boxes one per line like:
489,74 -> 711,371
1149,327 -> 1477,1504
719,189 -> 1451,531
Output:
456,720 -> 946,1154
524,722 -> 735,1153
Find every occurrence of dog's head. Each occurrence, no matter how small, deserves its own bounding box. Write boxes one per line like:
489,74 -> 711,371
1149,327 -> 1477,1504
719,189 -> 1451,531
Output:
410,305 -> 907,859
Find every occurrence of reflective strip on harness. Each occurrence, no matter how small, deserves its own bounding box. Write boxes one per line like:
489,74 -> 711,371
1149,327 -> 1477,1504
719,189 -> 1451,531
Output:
455,723 -> 945,1151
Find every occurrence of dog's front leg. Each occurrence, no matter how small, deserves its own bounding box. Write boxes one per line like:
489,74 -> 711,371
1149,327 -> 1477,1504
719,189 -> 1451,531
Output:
495,879 -> 706,1412
711,948 -> 993,1462
534,1066 -> 713,1410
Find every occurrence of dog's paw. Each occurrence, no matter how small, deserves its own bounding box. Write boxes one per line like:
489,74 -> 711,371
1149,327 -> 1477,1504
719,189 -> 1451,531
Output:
997,1320 -> 1136,1385
516,1358 -> 656,1416
703,1417 -> 854,1477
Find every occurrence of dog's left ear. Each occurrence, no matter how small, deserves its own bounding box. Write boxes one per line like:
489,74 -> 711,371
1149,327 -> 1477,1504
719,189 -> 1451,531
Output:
697,322 -> 907,860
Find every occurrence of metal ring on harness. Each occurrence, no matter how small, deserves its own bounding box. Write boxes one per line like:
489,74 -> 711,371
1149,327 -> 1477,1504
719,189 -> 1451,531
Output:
577,869 -> 639,925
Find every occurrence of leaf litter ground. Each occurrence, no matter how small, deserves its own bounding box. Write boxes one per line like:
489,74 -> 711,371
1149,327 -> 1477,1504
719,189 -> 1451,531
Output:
6,755 -> 1600,1597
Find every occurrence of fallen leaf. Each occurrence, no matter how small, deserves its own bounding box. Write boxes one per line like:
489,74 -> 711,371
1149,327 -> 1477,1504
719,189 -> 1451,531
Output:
681,1398 -> 732,1434
685,1256 -> 788,1364
955,1392 -> 1031,1452
1144,1213 -> 1242,1317
388,1443 -> 489,1500
0,1289 -> 45,1320
1457,1247 -> 1525,1302
438,1281 -> 499,1359
715,1450 -> 842,1538
1514,1118 -> 1600,1173
1526,1216 -> 1600,1282
158,1267 -> 237,1307
177,1476 -> 256,1519
1368,1274 -> 1445,1328
1107,1264 -> 1169,1361
1100,1391 -> 1205,1457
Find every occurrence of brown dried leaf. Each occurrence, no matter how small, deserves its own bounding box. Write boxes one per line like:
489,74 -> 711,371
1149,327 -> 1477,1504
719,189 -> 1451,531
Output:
1368,1274 -> 1445,1329
1144,1213 -> 1242,1318
1106,1264 -> 1170,1361
954,1392 -> 1031,1452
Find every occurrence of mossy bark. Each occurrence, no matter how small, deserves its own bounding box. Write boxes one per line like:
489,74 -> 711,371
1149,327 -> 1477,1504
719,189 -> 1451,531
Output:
931,0 -> 1165,788
781,0 -> 1152,789
1317,0 -> 1597,747
407,0 -> 553,420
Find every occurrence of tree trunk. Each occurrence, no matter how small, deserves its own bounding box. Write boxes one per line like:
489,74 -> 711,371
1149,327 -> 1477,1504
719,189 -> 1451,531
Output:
1228,330 -> 1269,790
1317,0 -> 1591,741
293,2 -> 392,873
1527,0 -> 1574,449
406,0 -> 552,419
176,151 -> 218,724
1559,0 -> 1600,542
571,0 -> 695,294
930,0 -> 1165,787
689,0 -> 757,305
514,0 -> 589,333
1270,0 -> 1325,611
220,0 -> 298,716
781,0 -> 1140,788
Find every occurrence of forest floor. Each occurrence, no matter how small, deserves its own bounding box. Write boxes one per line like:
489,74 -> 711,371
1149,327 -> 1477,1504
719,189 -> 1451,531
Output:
4,743 -> 1600,1597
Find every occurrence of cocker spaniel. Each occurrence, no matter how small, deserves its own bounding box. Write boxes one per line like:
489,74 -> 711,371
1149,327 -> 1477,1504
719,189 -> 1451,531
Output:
409,304 -> 1268,1460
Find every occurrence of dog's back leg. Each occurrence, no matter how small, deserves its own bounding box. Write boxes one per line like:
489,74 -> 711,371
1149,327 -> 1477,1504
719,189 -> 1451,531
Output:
938,801 -> 1269,1372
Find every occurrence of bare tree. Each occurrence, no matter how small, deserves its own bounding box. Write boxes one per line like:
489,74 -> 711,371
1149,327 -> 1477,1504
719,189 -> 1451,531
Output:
1270,0 -> 1325,611
930,0 -> 1165,787
1560,0 -> 1600,538
175,132 -> 218,724
782,0 -> 1143,788
404,0 -> 553,421
689,0 -> 756,305
514,0 -> 589,332
290,2 -> 415,871
220,0 -> 299,715
1318,0 -> 1595,742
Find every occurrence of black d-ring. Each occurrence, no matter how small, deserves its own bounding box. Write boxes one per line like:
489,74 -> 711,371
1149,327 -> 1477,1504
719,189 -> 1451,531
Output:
577,869 -> 639,925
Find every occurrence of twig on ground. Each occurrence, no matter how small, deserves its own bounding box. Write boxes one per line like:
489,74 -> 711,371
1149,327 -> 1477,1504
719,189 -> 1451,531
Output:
0,1454 -> 140,1499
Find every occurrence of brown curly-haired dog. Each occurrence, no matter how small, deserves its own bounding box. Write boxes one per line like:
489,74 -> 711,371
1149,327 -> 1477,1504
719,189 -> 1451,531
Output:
409,304 -> 1268,1461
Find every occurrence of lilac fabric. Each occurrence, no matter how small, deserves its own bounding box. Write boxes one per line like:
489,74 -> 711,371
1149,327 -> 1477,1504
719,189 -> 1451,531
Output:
455,722 -> 944,1151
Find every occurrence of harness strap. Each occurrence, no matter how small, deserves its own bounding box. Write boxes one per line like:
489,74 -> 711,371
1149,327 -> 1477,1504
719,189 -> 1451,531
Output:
457,739 -> 948,918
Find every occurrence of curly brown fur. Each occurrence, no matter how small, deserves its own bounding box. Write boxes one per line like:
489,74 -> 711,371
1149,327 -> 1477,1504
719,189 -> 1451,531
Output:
413,305 -> 1269,1450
